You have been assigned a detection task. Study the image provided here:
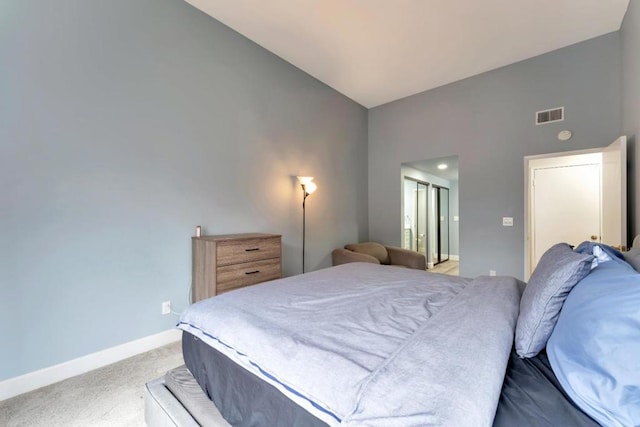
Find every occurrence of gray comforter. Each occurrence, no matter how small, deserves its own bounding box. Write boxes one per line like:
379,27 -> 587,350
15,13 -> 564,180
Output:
177,263 -> 521,426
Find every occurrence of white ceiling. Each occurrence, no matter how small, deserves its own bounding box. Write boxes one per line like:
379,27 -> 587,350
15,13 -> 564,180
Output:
185,0 -> 629,108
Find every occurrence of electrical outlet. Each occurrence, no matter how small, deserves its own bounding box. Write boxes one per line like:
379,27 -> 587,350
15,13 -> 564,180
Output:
489,270 -> 497,276
502,217 -> 514,227
162,301 -> 171,315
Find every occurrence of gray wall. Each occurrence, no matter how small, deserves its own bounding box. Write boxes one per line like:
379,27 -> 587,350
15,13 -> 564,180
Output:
0,0 -> 368,380
369,33 -> 622,279
623,0 -> 640,238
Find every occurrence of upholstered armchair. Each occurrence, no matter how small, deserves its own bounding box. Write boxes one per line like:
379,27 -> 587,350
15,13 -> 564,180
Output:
332,242 -> 426,270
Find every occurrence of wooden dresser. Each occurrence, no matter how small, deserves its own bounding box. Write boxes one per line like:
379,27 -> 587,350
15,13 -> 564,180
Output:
191,233 -> 282,302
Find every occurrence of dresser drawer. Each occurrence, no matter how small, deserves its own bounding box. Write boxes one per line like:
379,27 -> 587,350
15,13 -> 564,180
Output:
216,258 -> 281,294
216,236 -> 281,266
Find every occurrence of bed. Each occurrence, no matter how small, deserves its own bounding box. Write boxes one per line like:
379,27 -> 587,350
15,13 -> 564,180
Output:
145,239 -> 640,426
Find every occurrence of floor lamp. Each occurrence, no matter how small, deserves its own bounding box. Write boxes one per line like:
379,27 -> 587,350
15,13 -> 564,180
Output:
297,176 -> 317,273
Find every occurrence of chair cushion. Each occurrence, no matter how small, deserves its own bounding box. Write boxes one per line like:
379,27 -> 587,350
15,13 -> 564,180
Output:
344,242 -> 390,264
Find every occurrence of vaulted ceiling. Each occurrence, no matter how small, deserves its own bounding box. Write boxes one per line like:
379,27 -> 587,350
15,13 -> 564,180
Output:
185,0 -> 629,108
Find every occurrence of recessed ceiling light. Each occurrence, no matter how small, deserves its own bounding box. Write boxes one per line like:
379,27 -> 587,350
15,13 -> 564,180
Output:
437,164 -> 448,170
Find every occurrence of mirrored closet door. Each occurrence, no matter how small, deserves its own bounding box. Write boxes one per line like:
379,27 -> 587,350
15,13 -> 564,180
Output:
403,177 -> 428,257
433,185 -> 450,264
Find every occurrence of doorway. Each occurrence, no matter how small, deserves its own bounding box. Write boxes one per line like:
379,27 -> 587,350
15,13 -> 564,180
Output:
401,156 -> 459,273
524,136 -> 627,278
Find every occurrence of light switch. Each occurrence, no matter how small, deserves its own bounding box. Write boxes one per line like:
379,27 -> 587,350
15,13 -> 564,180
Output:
502,217 -> 514,226
453,216 -> 459,222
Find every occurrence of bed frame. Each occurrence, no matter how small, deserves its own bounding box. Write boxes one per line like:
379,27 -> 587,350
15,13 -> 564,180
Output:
145,374 -> 199,427
145,365 -> 227,427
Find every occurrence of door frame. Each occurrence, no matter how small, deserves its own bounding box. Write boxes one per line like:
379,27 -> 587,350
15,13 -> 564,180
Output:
402,176 -> 429,256
524,146 -> 610,279
432,184 -> 450,265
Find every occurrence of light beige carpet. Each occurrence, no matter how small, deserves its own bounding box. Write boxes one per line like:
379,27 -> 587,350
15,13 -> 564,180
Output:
1,341 -> 183,427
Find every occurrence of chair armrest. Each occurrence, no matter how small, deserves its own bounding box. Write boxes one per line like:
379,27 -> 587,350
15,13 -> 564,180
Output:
385,246 -> 426,270
332,248 -> 381,266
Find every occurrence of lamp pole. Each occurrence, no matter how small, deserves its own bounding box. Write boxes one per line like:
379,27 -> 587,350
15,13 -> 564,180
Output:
297,176 -> 316,274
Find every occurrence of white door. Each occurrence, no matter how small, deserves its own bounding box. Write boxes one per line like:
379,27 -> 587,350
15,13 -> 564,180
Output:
525,137 -> 627,278
532,163 -> 601,269
601,136 -> 627,249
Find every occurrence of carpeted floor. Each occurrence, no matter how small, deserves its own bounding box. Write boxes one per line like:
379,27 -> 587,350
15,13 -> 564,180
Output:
1,341 -> 183,427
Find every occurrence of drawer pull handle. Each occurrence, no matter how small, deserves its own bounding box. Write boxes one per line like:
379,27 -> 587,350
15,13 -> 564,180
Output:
245,248 -> 260,252
245,270 -> 260,275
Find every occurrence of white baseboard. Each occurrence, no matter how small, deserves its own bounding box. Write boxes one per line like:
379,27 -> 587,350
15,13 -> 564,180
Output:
450,255 -> 459,261
0,329 -> 181,402
427,262 -> 434,269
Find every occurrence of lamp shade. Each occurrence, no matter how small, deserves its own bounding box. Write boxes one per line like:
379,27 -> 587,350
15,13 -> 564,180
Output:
305,181 -> 317,194
297,176 -> 314,186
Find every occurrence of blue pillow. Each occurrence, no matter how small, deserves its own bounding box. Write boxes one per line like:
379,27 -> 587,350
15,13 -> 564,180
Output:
547,255 -> 640,426
574,241 -> 624,269
515,243 -> 593,358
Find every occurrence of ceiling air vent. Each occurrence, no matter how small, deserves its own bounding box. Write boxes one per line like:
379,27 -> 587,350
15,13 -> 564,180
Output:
535,107 -> 564,125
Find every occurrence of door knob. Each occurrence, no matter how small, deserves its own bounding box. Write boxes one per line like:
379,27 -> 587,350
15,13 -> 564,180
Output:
590,235 -> 599,241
